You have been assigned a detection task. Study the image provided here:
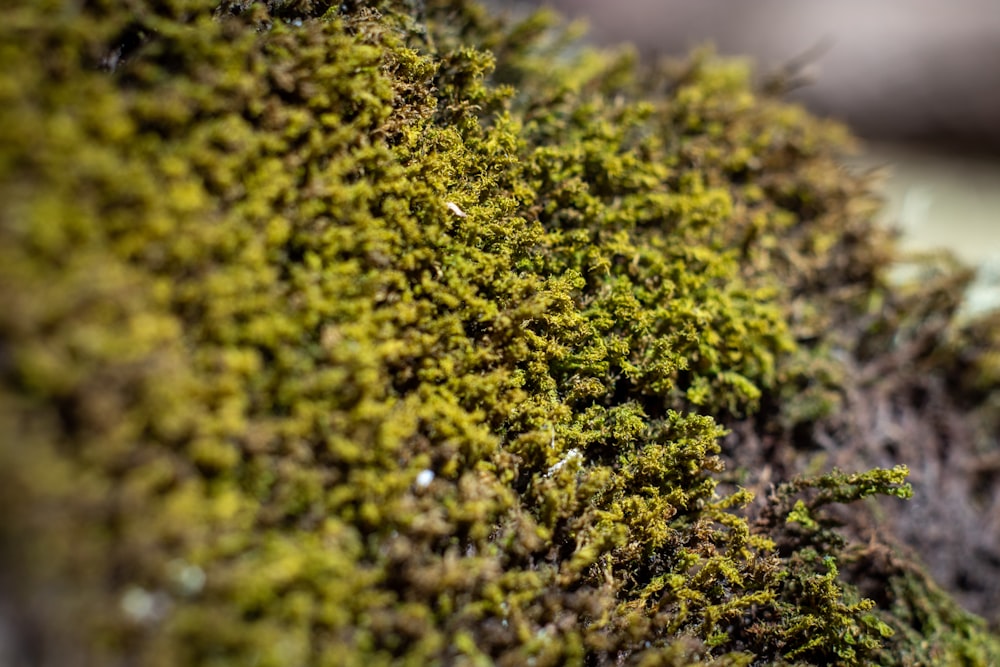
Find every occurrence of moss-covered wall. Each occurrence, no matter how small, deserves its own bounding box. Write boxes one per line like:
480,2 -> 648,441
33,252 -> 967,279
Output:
1,1 -> 999,665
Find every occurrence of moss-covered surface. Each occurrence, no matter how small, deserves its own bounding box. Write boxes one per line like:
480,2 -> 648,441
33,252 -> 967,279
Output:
2,1 -> 999,665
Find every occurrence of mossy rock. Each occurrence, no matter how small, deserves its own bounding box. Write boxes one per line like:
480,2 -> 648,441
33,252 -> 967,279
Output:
1,1 -> 998,665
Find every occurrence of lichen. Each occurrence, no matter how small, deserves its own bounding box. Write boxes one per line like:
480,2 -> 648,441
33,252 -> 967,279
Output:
1,1 -> 998,665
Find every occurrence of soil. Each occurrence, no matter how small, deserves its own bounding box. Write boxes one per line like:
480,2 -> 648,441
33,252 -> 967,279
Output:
723,286 -> 1000,628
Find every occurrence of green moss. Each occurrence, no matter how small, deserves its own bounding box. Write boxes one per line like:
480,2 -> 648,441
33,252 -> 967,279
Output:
1,1 -> 998,665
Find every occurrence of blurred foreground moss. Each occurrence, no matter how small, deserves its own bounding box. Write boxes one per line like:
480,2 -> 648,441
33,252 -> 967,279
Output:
1,1 -> 999,665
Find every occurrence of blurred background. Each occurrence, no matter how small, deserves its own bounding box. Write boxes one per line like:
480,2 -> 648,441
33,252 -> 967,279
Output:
518,0 -> 1000,312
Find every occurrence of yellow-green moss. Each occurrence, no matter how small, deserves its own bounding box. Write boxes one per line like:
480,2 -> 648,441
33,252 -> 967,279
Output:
1,1 -> 998,665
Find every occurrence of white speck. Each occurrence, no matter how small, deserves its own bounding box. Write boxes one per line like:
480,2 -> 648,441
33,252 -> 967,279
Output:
415,469 -> 435,488
292,18 -> 303,27
168,560 -> 206,596
544,422 -> 555,449
445,202 -> 467,218
545,448 -> 581,477
121,587 -> 158,623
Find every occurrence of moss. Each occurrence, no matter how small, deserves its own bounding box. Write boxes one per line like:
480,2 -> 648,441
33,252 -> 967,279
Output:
1,1 -> 999,665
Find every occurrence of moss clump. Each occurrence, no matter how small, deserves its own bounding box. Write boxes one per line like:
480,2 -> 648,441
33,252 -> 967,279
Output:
1,1 -> 998,665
